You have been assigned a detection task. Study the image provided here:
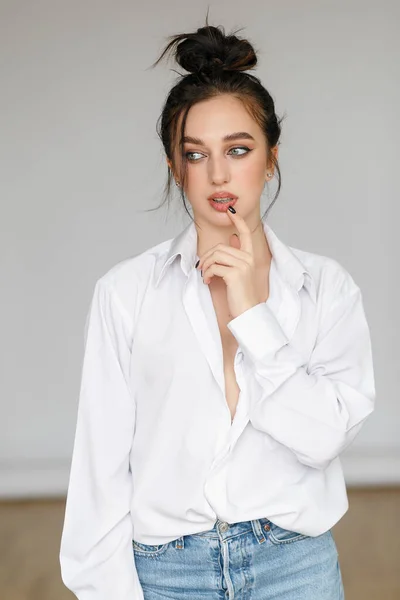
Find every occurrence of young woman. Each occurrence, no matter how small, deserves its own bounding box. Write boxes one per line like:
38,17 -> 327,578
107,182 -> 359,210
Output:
59,18 -> 375,600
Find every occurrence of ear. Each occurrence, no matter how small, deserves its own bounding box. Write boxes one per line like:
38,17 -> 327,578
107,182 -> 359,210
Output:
166,158 -> 178,183
271,145 -> 279,161
266,145 -> 279,178
166,157 -> 173,173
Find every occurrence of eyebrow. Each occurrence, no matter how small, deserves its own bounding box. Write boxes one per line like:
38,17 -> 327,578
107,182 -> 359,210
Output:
182,131 -> 256,145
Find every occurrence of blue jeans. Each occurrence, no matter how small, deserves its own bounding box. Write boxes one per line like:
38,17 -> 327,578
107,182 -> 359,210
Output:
132,516 -> 345,599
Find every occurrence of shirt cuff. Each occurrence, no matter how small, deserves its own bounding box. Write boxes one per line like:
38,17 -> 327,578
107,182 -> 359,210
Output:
227,302 -> 289,362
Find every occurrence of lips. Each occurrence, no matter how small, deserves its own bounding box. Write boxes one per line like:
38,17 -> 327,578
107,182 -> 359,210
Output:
208,196 -> 238,212
208,191 -> 238,200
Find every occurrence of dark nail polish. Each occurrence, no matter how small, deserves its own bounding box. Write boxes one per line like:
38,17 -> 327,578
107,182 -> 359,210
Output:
195,259 -> 200,268
228,206 -> 236,213
200,270 -> 203,276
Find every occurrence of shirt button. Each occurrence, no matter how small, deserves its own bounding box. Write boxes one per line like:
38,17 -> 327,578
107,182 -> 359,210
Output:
219,522 -> 229,532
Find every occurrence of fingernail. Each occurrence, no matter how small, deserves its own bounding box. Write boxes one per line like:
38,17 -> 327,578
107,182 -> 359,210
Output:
228,206 -> 236,213
195,260 -> 200,268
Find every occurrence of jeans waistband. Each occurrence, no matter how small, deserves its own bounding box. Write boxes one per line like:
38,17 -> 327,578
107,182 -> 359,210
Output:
170,517 -> 272,549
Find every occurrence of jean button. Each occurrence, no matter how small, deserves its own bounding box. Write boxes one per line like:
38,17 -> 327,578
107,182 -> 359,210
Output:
219,522 -> 229,532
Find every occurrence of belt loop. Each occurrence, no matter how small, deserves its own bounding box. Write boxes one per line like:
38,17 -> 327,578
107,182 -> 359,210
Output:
251,519 -> 267,544
174,535 -> 184,549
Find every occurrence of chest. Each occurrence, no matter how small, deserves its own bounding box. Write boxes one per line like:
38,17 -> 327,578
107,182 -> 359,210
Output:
208,270 -> 270,423
132,262 -> 316,437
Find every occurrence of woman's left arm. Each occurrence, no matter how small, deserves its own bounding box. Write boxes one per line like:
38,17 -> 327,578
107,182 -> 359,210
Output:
227,270 -> 376,470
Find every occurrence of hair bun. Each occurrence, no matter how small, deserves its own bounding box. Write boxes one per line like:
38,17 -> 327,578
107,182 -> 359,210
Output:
162,24 -> 257,77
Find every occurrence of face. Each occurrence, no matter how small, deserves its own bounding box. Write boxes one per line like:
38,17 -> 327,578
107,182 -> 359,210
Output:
167,94 -> 278,226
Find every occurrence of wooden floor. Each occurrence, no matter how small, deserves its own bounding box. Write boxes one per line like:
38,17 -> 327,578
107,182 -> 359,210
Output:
0,487 -> 399,599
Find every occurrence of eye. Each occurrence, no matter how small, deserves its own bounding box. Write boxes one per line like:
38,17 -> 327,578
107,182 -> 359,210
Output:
229,146 -> 251,157
185,151 -> 203,162
185,146 -> 251,162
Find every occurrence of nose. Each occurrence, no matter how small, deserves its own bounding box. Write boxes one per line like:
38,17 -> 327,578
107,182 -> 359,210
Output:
208,155 -> 230,185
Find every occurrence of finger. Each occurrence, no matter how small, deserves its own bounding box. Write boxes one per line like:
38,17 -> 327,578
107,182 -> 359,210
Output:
226,209 -> 253,256
230,233 -> 240,250
200,248 -> 251,274
202,263 -> 231,285
197,244 -> 244,271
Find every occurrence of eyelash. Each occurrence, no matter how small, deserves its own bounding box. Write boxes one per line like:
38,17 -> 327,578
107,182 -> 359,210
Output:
185,146 -> 252,162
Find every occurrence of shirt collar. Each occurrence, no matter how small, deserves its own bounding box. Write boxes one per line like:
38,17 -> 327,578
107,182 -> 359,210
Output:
154,218 -> 316,304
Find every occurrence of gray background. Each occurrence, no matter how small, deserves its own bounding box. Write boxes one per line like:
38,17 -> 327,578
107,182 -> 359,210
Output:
1,0 -> 398,497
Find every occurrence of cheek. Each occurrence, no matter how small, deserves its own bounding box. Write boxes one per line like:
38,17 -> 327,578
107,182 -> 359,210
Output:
185,167 -> 203,194
184,167 -> 206,206
236,157 -> 266,183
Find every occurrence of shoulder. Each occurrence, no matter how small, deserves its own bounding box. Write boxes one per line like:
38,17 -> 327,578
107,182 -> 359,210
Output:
94,236 -> 173,323
290,245 -> 361,304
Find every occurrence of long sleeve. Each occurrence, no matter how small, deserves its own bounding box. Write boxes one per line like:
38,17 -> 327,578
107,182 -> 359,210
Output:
59,279 -> 144,599
227,269 -> 376,470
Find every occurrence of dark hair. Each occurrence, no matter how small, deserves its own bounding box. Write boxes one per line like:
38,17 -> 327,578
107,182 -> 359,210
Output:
145,11 -> 284,222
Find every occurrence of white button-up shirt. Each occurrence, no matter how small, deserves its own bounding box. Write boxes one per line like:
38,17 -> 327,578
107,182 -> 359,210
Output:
60,218 -> 375,599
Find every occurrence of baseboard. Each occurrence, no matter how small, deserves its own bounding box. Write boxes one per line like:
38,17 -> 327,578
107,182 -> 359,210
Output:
340,449 -> 400,485
0,460 -> 71,499
0,450 -> 399,499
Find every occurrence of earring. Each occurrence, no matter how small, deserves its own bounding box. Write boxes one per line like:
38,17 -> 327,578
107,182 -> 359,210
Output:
175,181 -> 181,187
267,172 -> 273,178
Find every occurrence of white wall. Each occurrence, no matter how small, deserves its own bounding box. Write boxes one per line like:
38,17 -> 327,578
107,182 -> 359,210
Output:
1,0 -> 399,498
